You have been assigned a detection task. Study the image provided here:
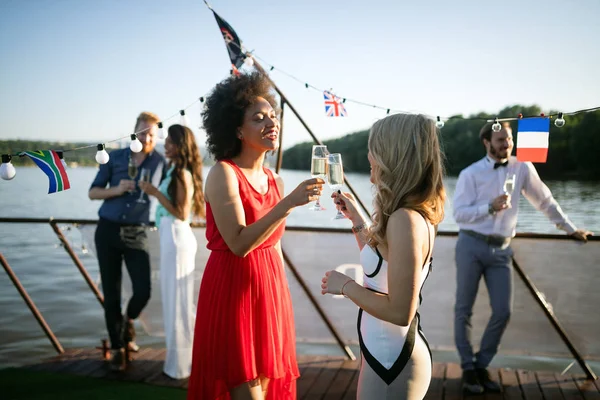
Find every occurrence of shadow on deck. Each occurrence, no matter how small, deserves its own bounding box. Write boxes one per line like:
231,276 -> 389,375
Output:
24,348 -> 600,399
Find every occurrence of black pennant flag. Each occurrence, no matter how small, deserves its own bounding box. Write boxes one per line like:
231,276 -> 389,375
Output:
210,10 -> 245,69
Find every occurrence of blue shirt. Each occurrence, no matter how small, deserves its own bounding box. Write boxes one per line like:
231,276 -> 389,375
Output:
90,148 -> 167,225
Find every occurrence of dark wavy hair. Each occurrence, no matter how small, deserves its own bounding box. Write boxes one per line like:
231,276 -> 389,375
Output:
202,72 -> 279,160
166,124 -> 205,219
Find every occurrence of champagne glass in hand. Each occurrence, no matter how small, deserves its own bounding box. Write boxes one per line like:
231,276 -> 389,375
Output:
503,173 -> 516,207
327,153 -> 346,219
127,156 -> 138,194
309,145 -> 328,211
136,168 -> 151,203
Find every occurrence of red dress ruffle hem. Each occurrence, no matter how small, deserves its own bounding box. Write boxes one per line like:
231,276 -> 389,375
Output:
187,160 -> 299,400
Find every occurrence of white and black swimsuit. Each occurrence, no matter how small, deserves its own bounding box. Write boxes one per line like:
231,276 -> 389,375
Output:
356,217 -> 433,399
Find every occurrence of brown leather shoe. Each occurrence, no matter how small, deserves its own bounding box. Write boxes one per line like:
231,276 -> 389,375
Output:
109,348 -> 126,372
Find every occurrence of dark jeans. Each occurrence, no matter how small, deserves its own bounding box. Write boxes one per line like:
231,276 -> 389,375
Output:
95,218 -> 151,349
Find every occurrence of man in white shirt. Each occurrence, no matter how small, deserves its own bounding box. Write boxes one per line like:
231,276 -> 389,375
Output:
452,121 -> 592,394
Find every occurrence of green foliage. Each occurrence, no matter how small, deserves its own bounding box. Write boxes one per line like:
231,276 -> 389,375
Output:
282,106 -> 600,179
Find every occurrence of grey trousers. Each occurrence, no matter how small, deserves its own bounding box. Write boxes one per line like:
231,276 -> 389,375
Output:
454,232 -> 513,370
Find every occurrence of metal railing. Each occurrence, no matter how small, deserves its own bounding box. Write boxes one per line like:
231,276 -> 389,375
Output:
0,216 -> 597,379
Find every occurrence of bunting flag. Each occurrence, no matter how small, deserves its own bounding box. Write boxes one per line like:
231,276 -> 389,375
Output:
516,117 -> 550,163
22,150 -> 71,193
210,9 -> 245,69
324,90 -> 348,117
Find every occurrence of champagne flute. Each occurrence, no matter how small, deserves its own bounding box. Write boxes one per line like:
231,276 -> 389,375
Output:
327,153 -> 346,220
127,156 -> 138,194
309,145 -> 328,211
136,168 -> 151,203
503,173 -> 516,207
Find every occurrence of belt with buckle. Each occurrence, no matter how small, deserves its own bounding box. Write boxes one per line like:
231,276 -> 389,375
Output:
461,229 -> 511,247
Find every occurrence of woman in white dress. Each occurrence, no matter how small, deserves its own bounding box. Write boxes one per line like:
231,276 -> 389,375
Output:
139,124 -> 205,379
321,113 -> 446,399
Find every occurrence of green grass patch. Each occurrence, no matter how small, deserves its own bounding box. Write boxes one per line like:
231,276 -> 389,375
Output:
0,368 -> 186,400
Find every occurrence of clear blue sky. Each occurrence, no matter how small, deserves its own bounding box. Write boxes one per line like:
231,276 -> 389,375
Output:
1,0 -> 598,150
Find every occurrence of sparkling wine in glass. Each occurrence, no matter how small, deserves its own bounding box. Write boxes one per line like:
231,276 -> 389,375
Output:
503,173 -> 516,207
309,145 -> 328,211
136,168 -> 151,203
127,156 -> 138,193
327,153 -> 346,219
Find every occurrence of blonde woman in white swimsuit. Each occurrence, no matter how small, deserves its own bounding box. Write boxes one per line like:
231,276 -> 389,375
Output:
321,113 -> 446,399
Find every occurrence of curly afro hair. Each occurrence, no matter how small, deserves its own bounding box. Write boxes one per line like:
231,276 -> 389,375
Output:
202,72 -> 279,161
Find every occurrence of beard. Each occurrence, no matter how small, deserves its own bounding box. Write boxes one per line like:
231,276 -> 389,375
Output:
490,143 -> 510,160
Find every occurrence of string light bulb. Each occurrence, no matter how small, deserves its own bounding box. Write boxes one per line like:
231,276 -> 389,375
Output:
130,134 -> 142,152
179,110 -> 189,127
492,118 -> 502,132
436,116 -> 445,129
555,112 -> 565,128
243,56 -> 254,67
95,144 -> 110,164
0,154 -> 16,180
56,151 -> 67,168
157,122 -> 166,139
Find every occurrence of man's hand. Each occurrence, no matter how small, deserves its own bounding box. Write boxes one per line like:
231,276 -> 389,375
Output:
570,229 -> 593,242
117,179 -> 135,195
491,194 -> 510,212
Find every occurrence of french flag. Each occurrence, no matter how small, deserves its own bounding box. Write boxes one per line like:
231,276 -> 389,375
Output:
516,117 -> 550,163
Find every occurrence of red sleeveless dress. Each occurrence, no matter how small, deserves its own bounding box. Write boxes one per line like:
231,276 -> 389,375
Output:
187,160 -> 299,400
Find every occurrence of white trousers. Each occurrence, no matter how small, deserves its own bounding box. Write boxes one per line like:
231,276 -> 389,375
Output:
159,216 -> 197,379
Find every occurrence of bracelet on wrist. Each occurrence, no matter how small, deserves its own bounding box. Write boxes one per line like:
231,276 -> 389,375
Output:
351,222 -> 369,234
341,279 -> 353,297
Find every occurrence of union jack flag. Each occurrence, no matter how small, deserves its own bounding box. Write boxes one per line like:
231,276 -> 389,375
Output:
324,90 -> 347,117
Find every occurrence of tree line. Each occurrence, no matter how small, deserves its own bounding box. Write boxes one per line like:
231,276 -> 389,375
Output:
280,105 -> 600,180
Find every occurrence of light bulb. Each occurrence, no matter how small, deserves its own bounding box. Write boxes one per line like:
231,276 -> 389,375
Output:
492,118 -> 502,132
179,110 -> 189,127
130,134 -> 143,153
436,116 -> 445,129
95,144 -> 110,164
555,112 -> 565,128
157,122 -> 167,139
57,151 -> 67,168
244,56 -> 254,67
0,154 -> 16,180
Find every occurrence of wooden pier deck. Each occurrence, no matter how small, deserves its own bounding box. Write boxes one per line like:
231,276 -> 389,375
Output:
23,347 -> 600,399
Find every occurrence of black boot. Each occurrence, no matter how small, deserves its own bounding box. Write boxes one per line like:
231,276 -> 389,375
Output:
462,369 -> 484,395
476,368 -> 501,392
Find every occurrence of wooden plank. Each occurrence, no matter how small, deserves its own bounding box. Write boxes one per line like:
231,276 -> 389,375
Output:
499,368 -> 522,400
298,359 -> 326,399
424,362 -> 445,400
304,359 -> 344,398
554,373 -> 584,400
536,371 -> 564,400
572,376 -> 600,400
517,370 -> 543,400
341,368 -> 358,400
324,359 -> 359,400
444,363 -> 463,400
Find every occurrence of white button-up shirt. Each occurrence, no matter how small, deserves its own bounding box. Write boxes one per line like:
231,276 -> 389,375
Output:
453,155 -> 577,238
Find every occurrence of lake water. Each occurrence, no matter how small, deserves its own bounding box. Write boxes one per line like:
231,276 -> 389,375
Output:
0,166 -> 599,369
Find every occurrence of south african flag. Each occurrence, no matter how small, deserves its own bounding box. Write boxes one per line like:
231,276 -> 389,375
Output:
22,150 -> 71,194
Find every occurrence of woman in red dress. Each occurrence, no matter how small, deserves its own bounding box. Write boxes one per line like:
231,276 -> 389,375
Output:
187,72 -> 324,400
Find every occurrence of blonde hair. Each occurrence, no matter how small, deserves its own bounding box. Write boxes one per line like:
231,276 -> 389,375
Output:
367,114 -> 446,248
134,111 -> 160,132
